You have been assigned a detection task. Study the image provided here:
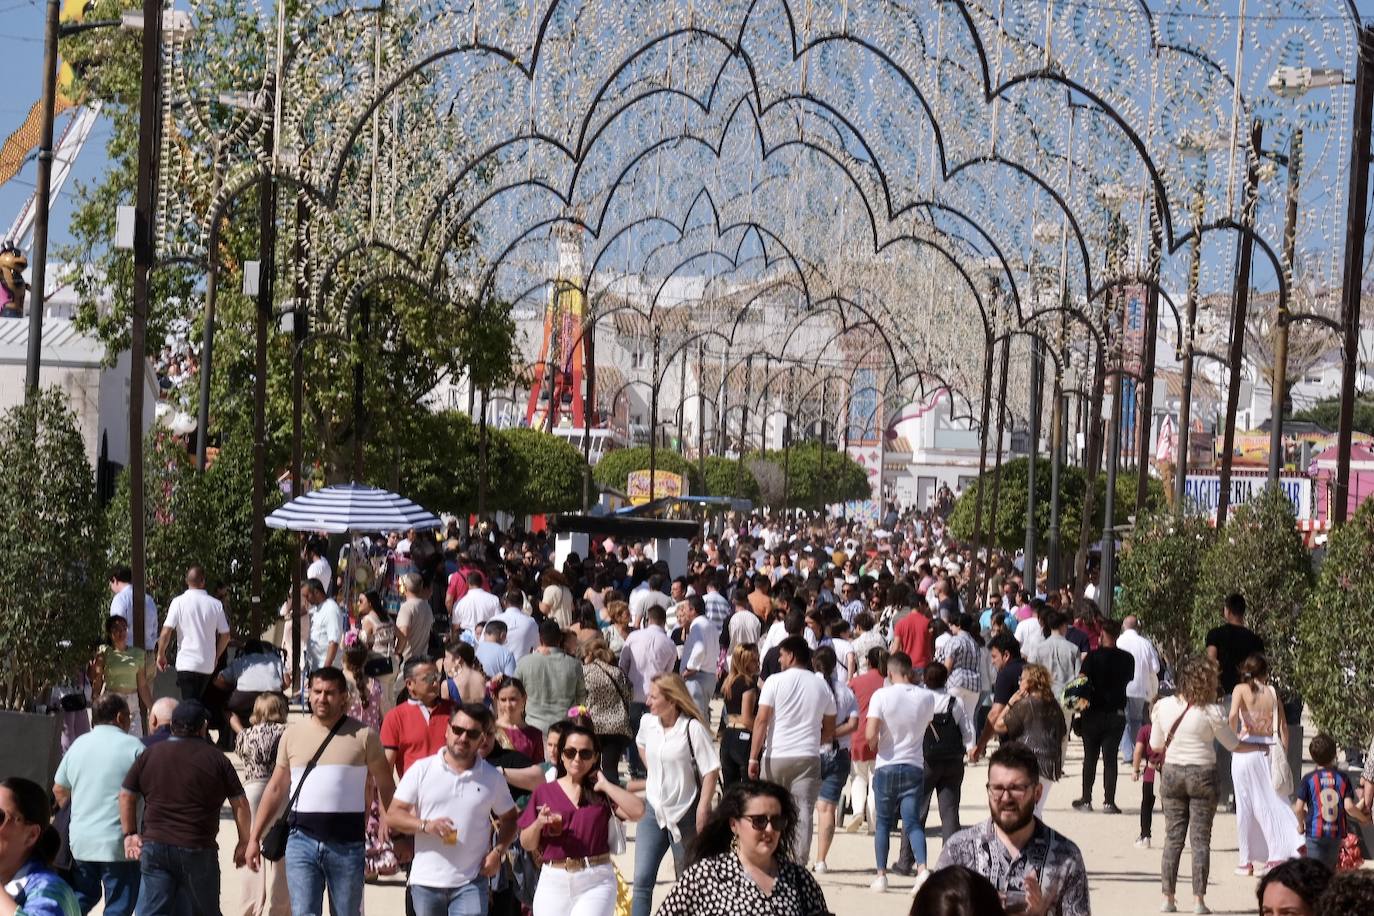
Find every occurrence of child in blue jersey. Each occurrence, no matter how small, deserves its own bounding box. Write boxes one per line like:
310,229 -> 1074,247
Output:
1293,733 -> 1370,869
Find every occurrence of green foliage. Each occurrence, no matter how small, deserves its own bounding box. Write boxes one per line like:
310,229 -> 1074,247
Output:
946,458 -> 1166,567
752,444 -> 870,510
1297,495 -> 1374,745
702,456 -> 761,503
1191,487 -> 1313,694
0,390 -> 106,710
1117,509 -> 1215,666
106,431 -> 291,640
1292,397 -> 1374,436
593,446 -> 703,495
496,428 -> 587,517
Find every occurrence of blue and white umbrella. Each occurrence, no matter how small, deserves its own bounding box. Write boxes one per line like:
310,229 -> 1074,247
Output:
265,483 -> 442,534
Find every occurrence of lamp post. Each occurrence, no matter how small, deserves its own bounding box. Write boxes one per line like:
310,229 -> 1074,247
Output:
1267,127 -> 1302,484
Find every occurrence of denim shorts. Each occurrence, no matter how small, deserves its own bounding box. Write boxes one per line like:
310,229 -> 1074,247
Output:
819,747 -> 852,804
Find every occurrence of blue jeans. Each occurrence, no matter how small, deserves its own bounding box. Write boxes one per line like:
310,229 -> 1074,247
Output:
284,829 -> 365,916
631,802 -> 697,916
411,879 -> 488,916
71,859 -> 140,916
137,841 -> 220,916
1122,697 -> 1148,762
874,764 -> 927,871
1306,835 -> 1341,871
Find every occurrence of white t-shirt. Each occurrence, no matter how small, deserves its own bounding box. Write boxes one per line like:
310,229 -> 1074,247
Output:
636,715 -> 720,841
394,753 -> 516,888
493,608 -> 539,659
681,616 -> 719,676
454,588 -> 502,635
830,678 -> 859,752
867,682 -> 937,769
163,588 -> 229,674
307,557 -> 332,595
629,589 -> 673,627
1015,616 -> 1045,657
757,666 -> 836,759
306,599 -> 347,671
828,638 -> 855,685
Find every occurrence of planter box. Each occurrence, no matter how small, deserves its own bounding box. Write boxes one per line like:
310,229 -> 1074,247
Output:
0,710 -> 63,788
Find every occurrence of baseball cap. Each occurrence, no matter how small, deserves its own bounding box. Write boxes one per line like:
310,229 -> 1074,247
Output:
171,699 -> 209,731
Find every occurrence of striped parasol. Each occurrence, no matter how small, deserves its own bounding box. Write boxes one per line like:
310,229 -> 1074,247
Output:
265,483 -> 442,534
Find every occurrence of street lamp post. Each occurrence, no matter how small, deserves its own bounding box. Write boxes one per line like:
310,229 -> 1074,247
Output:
1268,128 -> 1303,484
1024,334 -> 1043,588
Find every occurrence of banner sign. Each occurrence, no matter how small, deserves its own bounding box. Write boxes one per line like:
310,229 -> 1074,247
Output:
1183,474 -> 1312,520
626,470 -> 685,505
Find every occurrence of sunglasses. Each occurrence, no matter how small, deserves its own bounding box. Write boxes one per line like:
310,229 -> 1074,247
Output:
561,747 -> 597,761
449,725 -> 485,741
739,814 -> 786,832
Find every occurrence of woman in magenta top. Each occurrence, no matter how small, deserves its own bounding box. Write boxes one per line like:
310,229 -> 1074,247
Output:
493,676 -> 544,760
518,721 -> 643,916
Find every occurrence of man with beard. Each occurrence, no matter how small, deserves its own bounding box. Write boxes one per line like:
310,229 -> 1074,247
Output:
936,743 -> 1090,916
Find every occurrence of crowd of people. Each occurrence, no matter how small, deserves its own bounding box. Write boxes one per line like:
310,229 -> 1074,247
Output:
9,508 -> 1374,916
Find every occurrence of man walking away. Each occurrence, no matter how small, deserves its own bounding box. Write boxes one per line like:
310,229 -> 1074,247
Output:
158,565 -> 230,701
1206,593 -> 1263,808
619,604 -> 676,780
1117,616 -> 1161,764
386,704 -> 519,916
120,700 -> 251,916
474,621 -> 517,678
865,651 -> 936,893
749,637 -> 836,864
245,667 -> 396,916
1072,619 -> 1135,814
54,695 -> 145,916
513,620 -> 586,734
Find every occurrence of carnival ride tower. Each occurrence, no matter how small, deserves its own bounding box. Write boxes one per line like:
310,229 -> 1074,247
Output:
525,222 -> 589,429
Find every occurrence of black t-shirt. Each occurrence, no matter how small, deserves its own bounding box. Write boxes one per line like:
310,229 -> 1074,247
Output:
722,676 -> 757,717
1081,646 -> 1135,713
486,746 -> 537,807
992,657 -> 1026,706
1065,627 -> 1091,655
760,646 -> 784,680
123,736 -> 245,849
1206,623 -> 1265,694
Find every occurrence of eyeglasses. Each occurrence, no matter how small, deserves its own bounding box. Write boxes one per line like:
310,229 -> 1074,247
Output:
739,814 -> 786,832
412,673 -> 441,685
449,725 -> 485,741
986,783 -> 1035,799
561,747 -> 597,761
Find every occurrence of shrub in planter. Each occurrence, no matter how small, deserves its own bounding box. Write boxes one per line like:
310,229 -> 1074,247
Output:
1117,507 -> 1214,668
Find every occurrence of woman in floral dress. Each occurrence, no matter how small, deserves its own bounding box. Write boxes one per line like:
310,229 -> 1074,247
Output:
342,639 -> 397,879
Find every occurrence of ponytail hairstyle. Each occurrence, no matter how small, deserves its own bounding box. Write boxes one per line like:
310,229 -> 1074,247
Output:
1240,653 -> 1269,696
1,777 -> 60,866
342,640 -> 371,707
812,645 -> 839,697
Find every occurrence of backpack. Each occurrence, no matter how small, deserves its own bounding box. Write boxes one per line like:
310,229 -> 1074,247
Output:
924,696 -> 964,763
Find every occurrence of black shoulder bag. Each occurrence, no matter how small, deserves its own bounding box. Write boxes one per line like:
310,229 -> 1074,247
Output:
261,716 -> 347,861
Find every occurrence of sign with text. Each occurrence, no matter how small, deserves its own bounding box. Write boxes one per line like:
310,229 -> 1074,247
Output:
626,470 -> 685,505
1183,474 -> 1312,520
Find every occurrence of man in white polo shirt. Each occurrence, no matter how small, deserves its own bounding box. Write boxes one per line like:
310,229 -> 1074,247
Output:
452,571 -> 502,638
157,565 -> 230,702
865,651 -> 937,893
386,703 -> 518,916
748,637 -> 835,863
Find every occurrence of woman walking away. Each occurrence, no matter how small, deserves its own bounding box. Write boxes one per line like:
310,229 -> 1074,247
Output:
1229,653 -> 1303,875
234,693 -> 290,916
719,643 -> 760,788
631,673 -> 721,916
581,636 -> 634,784
518,721 -> 644,916
1152,655 -> 1265,914
993,663 -> 1066,818
811,645 -> 857,873
654,780 -> 829,916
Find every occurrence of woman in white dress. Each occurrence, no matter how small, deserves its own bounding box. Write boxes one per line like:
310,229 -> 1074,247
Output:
1228,652 -> 1302,875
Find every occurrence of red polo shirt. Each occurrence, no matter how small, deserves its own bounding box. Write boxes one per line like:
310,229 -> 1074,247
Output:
379,698 -> 454,776
893,610 -> 934,669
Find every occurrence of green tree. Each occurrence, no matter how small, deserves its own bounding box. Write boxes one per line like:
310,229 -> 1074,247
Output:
1296,495 -> 1374,745
1117,508 -> 1215,666
593,446 -> 703,496
702,456 -> 761,503
1192,486 -> 1313,694
497,428 -> 587,516
0,390 -> 106,709
1292,396 -> 1374,436
753,444 -> 870,510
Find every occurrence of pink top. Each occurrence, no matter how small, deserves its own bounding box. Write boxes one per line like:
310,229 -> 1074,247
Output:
518,781 -> 612,860
504,724 -> 543,762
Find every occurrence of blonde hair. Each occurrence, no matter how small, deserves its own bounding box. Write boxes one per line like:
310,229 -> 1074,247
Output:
581,635 -> 616,666
722,643 -> 760,697
1020,664 -> 1056,705
1175,656 -> 1221,706
605,600 -> 630,626
250,692 -> 288,726
650,672 -> 706,726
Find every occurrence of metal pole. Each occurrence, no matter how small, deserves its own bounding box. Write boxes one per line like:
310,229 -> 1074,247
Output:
195,223 -> 220,470
739,355 -> 752,496
251,116 -> 277,619
648,332 -> 660,501
478,387 -> 489,519
1136,206 -> 1163,507
967,337 -> 995,612
988,336 -> 1011,553
1336,31 -> 1373,525
128,0 -> 162,648
1101,359 -> 1123,618
1268,127 -> 1302,485
1217,119 -> 1263,528
24,0 -> 60,397
1024,335 -> 1043,588
1074,346 -> 1106,591
582,317 -> 595,510
1175,188 -> 1205,510
351,294 -> 370,481
1048,378 -> 1065,591
696,341 -> 706,496
290,194 -> 307,688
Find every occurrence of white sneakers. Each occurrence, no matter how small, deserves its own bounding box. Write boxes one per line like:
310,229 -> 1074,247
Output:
812,862 -> 828,874
911,869 -> 931,896
869,874 -> 889,893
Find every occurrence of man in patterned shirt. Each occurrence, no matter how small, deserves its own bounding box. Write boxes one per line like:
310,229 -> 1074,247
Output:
936,743 -> 1090,916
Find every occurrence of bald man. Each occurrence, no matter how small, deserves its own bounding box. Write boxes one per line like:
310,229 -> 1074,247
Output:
143,697 -> 179,747
1116,615 -> 1161,764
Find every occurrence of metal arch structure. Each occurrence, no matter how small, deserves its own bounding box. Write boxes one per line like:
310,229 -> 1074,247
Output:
145,0 -> 1374,593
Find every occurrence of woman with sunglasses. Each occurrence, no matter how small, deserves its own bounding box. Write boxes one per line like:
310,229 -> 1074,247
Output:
655,780 -> 829,916
0,776 -> 80,916
518,722 -> 643,916
631,672 -> 721,916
